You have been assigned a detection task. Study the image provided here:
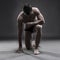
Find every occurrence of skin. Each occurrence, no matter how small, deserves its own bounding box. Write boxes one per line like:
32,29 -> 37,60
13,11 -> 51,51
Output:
17,7 -> 45,54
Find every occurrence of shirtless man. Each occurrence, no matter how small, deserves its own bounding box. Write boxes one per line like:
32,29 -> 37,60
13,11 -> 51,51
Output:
17,4 -> 45,55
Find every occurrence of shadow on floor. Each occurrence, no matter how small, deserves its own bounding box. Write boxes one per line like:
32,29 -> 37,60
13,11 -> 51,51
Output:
41,51 -> 60,58
0,49 -> 60,60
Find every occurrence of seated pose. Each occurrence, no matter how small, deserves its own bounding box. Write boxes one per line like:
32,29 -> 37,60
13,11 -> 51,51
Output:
17,4 -> 45,55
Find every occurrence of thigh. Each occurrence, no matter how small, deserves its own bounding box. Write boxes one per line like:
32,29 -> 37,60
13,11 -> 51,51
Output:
25,31 -> 32,41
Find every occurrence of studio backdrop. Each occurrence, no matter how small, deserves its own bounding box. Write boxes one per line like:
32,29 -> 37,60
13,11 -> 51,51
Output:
0,0 -> 60,40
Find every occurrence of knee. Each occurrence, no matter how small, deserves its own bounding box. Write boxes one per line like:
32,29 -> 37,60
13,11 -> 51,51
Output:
35,25 -> 42,31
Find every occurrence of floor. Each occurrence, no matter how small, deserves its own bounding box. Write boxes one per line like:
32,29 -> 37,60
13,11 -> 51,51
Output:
0,40 -> 60,60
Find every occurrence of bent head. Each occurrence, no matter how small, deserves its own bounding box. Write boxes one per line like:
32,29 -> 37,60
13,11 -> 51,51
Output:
23,4 -> 32,15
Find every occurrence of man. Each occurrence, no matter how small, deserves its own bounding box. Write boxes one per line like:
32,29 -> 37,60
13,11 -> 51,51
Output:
17,4 -> 45,55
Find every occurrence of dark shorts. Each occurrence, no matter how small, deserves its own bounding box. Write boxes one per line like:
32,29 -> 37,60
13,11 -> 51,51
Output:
25,25 -> 35,33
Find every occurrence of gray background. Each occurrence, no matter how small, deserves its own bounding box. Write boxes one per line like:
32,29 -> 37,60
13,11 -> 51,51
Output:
0,0 -> 60,40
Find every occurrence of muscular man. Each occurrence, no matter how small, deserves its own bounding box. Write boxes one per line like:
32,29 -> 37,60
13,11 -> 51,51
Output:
17,4 -> 45,55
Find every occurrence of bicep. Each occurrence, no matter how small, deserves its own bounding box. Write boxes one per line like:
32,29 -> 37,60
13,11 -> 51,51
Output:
37,12 -> 44,20
37,11 -> 45,24
17,16 -> 23,29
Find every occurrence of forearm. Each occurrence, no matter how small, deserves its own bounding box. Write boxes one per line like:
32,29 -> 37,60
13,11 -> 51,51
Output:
26,20 -> 44,26
18,27 -> 23,47
18,20 -> 23,47
18,27 -> 23,40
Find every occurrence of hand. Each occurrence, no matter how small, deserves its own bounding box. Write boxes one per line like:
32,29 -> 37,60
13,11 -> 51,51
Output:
16,48 -> 23,53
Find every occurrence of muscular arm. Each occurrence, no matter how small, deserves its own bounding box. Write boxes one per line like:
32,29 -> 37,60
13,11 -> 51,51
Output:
17,19 -> 23,41
26,20 -> 43,25
26,8 -> 45,26
36,8 -> 45,25
17,12 -> 23,48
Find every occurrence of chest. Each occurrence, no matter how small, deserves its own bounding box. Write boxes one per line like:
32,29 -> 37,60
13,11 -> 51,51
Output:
23,13 -> 36,23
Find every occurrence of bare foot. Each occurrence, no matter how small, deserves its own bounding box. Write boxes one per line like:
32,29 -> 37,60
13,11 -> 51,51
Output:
34,49 -> 40,55
16,48 -> 23,53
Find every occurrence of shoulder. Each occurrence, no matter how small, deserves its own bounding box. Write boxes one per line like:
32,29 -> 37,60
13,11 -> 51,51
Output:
17,11 -> 24,21
32,7 -> 40,14
17,11 -> 24,18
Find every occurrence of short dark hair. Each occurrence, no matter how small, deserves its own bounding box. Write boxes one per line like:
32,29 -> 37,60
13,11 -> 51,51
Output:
23,4 -> 32,15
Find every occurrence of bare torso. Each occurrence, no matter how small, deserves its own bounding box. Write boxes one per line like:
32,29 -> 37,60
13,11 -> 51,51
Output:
17,7 -> 44,29
23,12 -> 36,23
21,7 -> 38,23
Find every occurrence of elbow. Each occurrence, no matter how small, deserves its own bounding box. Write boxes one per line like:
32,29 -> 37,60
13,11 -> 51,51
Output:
40,20 -> 45,25
43,20 -> 45,24
41,17 -> 45,24
41,21 -> 45,25
42,18 -> 45,24
42,17 -> 45,23
42,20 -> 45,24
